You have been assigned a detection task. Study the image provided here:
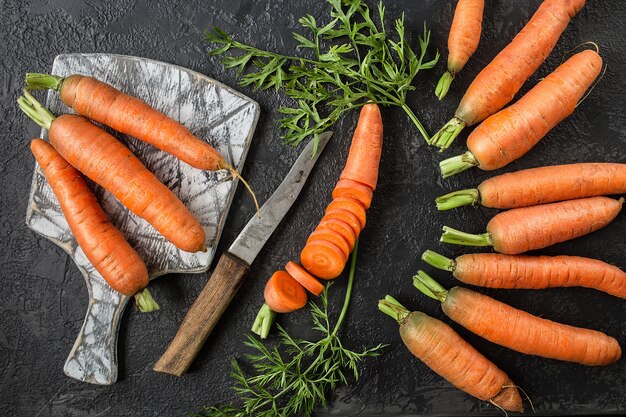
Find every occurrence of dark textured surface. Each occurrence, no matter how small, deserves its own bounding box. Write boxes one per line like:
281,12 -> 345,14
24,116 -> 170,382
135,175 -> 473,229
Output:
1,0 -> 625,416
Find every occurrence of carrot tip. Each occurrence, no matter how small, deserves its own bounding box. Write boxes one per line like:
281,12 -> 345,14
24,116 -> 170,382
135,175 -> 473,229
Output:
134,288 -> 160,313
251,303 -> 276,339
429,117 -> 466,150
222,161 -> 260,218
440,151 -> 479,178
436,188 -> 480,210
435,71 -> 455,100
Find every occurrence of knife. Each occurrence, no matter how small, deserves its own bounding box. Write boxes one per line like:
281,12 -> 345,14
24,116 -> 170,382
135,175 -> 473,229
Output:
153,131 -> 333,377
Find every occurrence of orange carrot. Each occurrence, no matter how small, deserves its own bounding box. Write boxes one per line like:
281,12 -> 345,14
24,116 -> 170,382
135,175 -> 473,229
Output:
263,270 -> 308,313
301,240 -> 346,280
436,163 -> 626,210
285,261 -> 324,296
414,272 -> 622,366
440,50 -> 602,177
316,219 -> 356,251
323,209 -> 361,236
339,104 -> 383,190
332,179 -> 373,209
25,73 -> 259,213
379,296 -> 523,412
307,229 -> 351,260
440,197 -> 623,254
435,0 -> 484,100
326,197 -> 367,229
423,250 -> 626,299
19,91 -> 206,253
430,0 -> 587,150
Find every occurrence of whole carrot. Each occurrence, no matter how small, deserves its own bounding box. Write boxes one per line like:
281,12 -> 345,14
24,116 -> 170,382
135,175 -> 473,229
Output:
441,197 -> 623,254
413,272 -> 621,366
430,0 -> 586,150
379,296 -> 523,412
25,73 -> 259,213
31,139 -> 157,311
440,50 -> 602,177
422,250 -> 626,299
436,163 -> 626,211
19,91 -> 206,253
435,0 -> 484,100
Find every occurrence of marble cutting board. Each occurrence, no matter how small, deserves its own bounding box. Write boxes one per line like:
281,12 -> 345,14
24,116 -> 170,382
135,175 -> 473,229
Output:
25,53 -> 260,385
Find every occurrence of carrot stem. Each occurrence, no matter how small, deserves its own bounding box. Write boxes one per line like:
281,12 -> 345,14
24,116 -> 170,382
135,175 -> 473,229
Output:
429,117 -> 466,150
421,250 -> 455,272
251,303 -> 276,339
378,296 -> 410,323
401,104 -> 431,144
17,90 -> 56,130
331,238 -> 359,336
134,288 -> 160,313
413,270 -> 448,302
436,188 -> 480,210
441,225 -> 493,247
25,73 -> 65,91
440,151 -> 479,178
435,71 -> 455,100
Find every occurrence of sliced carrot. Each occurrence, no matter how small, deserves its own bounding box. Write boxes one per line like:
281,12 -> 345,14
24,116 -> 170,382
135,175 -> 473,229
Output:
323,208 -> 361,236
332,179 -> 373,209
301,240 -> 347,280
307,229 -> 351,260
285,261 -> 325,296
263,271 -> 308,313
325,197 -> 367,229
316,219 -> 356,251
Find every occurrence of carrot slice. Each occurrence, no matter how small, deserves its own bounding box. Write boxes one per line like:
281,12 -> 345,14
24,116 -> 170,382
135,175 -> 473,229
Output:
263,271 -> 308,313
326,197 -> 367,229
307,229 -> 350,260
316,219 -> 356,251
285,261 -> 325,296
332,179 -> 373,209
301,240 -> 347,280
323,208 -> 361,236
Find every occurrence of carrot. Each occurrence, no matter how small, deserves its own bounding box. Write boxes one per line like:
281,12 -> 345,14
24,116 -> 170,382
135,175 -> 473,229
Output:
440,197 -> 623,254
332,179 -> 373,209
301,240 -> 346,280
423,250 -> 626,299
25,73 -> 259,214
430,0 -> 587,150
413,271 -> 622,366
436,163 -> 626,210
326,197 -> 367,229
262,270 -> 308,313
323,209 -> 361,236
316,219 -> 356,251
440,50 -> 602,177
285,261 -> 324,296
339,103 -> 383,190
435,0 -> 484,100
379,295 -> 523,412
307,229 -> 351,260
18,91 -> 206,253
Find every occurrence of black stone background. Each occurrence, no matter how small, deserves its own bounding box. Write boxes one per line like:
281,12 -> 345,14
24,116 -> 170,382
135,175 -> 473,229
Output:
1,0 -> 625,416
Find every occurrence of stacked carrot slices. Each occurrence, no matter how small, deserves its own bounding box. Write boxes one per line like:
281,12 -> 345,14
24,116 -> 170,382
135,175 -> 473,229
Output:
253,104 -> 383,338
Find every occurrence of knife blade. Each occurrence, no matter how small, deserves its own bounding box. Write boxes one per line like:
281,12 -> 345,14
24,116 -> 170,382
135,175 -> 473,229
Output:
154,131 -> 333,376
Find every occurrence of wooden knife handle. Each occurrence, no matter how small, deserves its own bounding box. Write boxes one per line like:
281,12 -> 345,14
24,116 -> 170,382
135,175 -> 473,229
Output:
153,252 -> 250,376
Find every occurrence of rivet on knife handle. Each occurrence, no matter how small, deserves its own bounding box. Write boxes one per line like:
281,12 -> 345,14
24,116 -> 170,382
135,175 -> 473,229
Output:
153,252 -> 249,376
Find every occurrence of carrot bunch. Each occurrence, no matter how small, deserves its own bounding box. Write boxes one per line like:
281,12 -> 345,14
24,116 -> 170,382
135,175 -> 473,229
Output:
253,104 -> 383,338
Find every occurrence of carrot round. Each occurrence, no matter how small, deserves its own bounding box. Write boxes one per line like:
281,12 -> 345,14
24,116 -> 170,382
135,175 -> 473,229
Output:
316,219 -> 356,251
25,73 -> 259,213
379,296 -> 523,412
414,272 -> 622,366
339,103 -> 383,190
440,197 -> 623,254
323,209 -> 361,236
285,261 -> 324,296
436,163 -> 626,210
440,50 -> 602,177
326,197 -> 366,229
430,0 -> 587,150
19,91 -> 206,253
423,250 -> 626,299
301,240 -> 346,280
263,270 -> 308,313
332,179 -> 373,209
435,0 -> 484,100
307,229 -> 351,260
